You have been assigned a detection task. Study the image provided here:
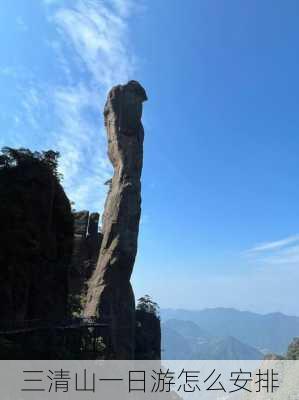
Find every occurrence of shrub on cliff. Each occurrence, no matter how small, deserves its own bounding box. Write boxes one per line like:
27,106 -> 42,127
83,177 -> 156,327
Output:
136,295 -> 160,317
0,147 -> 62,181
135,295 -> 161,359
286,337 -> 299,360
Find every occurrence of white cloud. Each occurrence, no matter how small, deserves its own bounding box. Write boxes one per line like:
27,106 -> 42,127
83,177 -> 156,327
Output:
246,234 -> 299,253
244,234 -> 299,265
51,83 -> 112,209
43,0 -> 139,211
2,0 -> 141,212
53,0 -> 136,88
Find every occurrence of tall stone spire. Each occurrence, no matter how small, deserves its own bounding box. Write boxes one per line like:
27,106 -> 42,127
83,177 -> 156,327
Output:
84,80 -> 147,359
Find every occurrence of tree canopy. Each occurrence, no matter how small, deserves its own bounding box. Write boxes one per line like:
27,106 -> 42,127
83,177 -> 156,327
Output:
0,147 -> 63,181
286,337 -> 299,360
136,295 -> 160,317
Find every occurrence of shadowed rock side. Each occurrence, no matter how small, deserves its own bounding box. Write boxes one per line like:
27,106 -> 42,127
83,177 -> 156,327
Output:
84,80 -> 147,359
135,309 -> 161,360
0,157 -> 73,321
69,211 -> 102,310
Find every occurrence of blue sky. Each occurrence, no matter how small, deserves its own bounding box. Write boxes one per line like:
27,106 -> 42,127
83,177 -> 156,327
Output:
1,0 -> 299,315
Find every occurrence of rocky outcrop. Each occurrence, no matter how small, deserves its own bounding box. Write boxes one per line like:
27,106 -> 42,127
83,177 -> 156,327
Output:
0,151 -> 73,321
69,211 -> 102,308
84,80 -> 147,359
135,309 -> 161,360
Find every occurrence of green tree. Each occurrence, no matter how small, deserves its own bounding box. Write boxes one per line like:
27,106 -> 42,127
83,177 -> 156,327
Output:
136,295 -> 159,317
0,147 -> 63,182
286,337 -> 299,360
41,150 -> 62,181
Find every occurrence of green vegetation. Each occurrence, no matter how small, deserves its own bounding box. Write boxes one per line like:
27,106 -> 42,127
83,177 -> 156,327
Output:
264,337 -> 299,360
136,294 -> 160,317
286,337 -> 299,360
0,147 -> 63,181
135,295 -> 161,359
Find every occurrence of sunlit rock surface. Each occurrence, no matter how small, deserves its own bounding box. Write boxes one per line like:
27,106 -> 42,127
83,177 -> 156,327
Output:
84,81 -> 147,359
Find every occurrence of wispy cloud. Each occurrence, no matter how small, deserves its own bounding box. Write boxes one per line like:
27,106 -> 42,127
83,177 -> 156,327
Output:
246,234 -> 299,253
53,0 -> 136,89
244,234 -> 299,265
59,0 -> 144,212
47,0 -> 139,210
3,0 -> 140,211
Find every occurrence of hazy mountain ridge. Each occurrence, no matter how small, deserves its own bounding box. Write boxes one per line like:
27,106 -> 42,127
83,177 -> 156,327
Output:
162,318 -> 263,359
161,308 -> 299,355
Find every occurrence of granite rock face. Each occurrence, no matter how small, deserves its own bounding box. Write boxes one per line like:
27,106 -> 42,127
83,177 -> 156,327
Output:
0,158 -> 73,321
84,81 -> 147,359
69,211 -> 102,307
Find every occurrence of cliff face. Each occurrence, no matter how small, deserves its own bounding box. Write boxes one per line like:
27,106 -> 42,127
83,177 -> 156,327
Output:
84,80 -> 147,359
135,310 -> 161,360
0,156 -> 73,321
69,211 -> 102,308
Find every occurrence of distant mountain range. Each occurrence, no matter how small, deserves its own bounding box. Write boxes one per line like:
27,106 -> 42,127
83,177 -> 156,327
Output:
160,308 -> 299,359
162,319 -> 263,359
